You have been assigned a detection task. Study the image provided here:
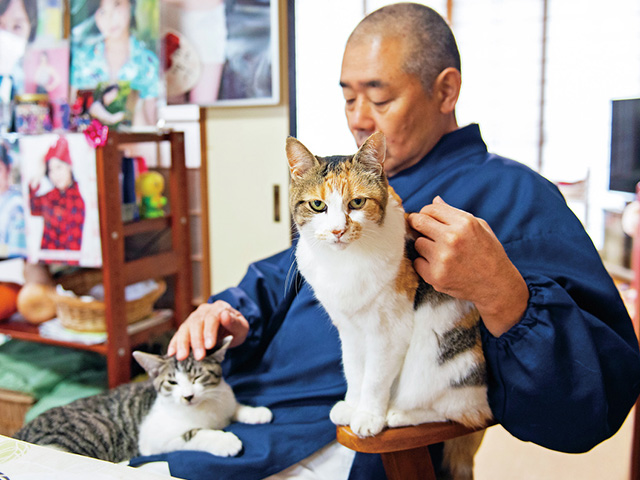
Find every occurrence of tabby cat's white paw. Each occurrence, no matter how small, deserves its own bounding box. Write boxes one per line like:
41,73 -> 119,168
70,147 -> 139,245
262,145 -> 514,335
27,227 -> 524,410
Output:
235,405 -> 273,424
193,430 -> 243,457
330,401 -> 354,426
350,410 -> 385,437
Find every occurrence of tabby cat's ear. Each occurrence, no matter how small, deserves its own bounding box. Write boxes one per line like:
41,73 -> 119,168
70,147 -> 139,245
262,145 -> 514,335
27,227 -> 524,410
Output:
355,131 -> 386,175
286,137 -> 319,179
211,335 -> 233,363
132,351 -> 165,379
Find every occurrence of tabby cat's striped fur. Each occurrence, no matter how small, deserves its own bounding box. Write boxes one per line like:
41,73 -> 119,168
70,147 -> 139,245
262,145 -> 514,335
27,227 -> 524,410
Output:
287,132 -> 492,480
15,337 -> 272,462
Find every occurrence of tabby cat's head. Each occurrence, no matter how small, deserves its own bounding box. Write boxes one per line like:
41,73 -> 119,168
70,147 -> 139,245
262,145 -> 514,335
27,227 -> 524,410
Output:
286,132 -> 388,250
132,336 -> 231,406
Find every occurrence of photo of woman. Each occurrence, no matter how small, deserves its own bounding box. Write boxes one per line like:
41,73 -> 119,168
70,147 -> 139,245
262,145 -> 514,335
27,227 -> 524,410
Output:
28,136 -> 85,256
0,0 -> 38,93
161,0 -> 279,106
21,133 -> 101,267
0,138 -> 25,258
70,0 -> 159,127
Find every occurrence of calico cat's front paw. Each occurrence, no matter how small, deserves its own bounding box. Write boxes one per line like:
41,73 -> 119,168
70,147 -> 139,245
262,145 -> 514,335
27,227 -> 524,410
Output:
350,410 -> 385,437
192,430 -> 243,457
330,401 -> 354,426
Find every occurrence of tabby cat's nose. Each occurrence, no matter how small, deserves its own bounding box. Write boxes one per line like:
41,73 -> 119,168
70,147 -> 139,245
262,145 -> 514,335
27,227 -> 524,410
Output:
183,395 -> 194,403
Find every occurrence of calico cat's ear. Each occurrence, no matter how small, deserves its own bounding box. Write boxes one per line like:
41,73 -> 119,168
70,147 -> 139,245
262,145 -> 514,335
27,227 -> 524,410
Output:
286,137 -> 319,179
211,335 -> 233,363
355,131 -> 386,175
132,351 -> 165,379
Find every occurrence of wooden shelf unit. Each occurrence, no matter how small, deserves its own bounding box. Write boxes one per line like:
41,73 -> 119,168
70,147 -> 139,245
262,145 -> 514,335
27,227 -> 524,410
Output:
0,130 -> 193,388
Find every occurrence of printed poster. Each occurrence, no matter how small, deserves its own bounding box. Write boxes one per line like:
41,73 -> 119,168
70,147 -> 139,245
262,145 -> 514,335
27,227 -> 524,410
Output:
0,0 -> 69,129
0,133 -> 26,259
161,0 -> 279,106
69,0 -> 161,128
20,133 -> 101,267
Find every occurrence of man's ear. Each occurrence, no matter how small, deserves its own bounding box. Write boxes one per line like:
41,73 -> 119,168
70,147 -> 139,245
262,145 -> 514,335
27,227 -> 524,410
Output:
434,67 -> 461,115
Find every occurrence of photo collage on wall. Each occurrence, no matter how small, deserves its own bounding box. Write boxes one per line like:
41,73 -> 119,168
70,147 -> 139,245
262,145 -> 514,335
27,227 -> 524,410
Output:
0,0 -> 280,265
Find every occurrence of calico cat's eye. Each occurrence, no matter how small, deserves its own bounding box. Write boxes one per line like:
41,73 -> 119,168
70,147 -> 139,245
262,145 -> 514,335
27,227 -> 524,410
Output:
309,200 -> 327,212
349,198 -> 366,210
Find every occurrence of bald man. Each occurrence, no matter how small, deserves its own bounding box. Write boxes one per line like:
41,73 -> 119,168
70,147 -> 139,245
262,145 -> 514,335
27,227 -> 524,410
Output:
141,3 -> 640,479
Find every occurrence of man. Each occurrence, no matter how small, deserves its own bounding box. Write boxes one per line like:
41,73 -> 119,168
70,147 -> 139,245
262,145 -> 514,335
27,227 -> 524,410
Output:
153,3 -> 640,479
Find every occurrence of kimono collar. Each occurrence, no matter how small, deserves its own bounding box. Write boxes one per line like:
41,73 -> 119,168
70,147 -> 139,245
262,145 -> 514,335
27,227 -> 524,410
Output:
389,123 -> 488,200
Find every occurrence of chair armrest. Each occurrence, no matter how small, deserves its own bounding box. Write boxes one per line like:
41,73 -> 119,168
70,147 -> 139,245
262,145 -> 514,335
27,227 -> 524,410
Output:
336,420 -> 495,453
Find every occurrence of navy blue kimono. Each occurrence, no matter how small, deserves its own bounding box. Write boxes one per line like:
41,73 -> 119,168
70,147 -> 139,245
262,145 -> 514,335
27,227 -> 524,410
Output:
133,124 -> 640,479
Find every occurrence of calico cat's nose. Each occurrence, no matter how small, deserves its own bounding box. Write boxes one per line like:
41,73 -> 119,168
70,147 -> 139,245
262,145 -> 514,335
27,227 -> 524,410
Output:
183,395 -> 194,403
332,229 -> 345,239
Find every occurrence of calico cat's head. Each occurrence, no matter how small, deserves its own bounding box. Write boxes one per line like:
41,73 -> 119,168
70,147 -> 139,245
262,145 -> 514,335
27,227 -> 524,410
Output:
132,336 -> 232,406
286,132 -> 388,249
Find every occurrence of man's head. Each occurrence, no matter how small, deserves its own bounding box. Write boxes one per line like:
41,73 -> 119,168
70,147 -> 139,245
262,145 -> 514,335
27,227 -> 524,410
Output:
340,3 -> 461,176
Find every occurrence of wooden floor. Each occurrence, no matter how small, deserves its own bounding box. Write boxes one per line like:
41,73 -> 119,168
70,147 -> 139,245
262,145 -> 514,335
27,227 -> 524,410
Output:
474,408 -> 634,479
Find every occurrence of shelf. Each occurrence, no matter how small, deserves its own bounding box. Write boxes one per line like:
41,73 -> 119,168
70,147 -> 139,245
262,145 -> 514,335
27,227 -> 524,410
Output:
111,130 -> 173,144
123,217 -> 171,236
0,317 -> 108,355
0,310 -> 175,356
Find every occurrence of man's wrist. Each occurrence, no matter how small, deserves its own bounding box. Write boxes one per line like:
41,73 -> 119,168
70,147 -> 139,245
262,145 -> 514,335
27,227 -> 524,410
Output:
476,270 -> 529,338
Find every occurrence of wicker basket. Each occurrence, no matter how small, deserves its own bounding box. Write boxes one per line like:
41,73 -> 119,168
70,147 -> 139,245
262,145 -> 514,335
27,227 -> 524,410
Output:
54,270 -> 166,332
0,388 -> 34,436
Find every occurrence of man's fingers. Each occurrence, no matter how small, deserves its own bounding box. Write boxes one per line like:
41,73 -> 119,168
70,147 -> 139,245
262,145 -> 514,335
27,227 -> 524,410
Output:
188,314 -> 207,360
167,301 -> 246,361
172,323 -> 192,361
220,309 -> 249,347
203,311 -> 218,350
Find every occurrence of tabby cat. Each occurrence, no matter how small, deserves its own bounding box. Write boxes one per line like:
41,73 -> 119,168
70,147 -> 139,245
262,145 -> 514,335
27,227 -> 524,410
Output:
14,337 -> 272,462
286,132 -> 493,479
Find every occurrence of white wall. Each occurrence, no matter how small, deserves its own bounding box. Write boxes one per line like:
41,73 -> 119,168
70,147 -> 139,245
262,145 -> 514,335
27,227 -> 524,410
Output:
205,105 -> 292,293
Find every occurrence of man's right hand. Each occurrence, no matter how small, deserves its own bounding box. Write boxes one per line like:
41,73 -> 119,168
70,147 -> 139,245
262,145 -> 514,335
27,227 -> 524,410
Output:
167,300 -> 249,361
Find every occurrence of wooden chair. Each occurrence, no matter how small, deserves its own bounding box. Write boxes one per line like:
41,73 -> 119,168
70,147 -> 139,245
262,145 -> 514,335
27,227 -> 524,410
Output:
337,421 -> 494,480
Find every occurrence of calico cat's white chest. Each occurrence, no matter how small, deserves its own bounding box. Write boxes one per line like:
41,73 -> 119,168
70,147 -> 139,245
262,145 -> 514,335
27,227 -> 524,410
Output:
297,243 -> 400,317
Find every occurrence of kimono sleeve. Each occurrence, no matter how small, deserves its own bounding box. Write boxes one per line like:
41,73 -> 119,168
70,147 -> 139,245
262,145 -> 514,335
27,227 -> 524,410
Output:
481,232 -> 640,453
210,247 -> 296,373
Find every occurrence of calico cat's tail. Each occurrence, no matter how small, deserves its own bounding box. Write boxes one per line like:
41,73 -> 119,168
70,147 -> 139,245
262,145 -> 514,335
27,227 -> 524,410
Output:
443,429 -> 486,480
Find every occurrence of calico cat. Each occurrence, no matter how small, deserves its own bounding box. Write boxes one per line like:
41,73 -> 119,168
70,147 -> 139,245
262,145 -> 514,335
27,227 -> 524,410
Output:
14,337 -> 272,463
286,132 -> 492,479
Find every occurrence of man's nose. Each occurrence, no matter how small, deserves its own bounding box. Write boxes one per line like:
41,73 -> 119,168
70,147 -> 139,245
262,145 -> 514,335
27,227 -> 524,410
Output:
347,99 -> 376,134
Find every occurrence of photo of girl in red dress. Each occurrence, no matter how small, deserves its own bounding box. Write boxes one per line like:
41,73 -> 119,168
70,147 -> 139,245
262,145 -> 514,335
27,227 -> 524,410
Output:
28,136 -> 85,254
21,133 -> 101,267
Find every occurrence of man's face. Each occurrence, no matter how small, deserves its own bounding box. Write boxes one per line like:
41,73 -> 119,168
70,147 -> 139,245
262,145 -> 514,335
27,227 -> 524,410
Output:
340,35 -> 444,177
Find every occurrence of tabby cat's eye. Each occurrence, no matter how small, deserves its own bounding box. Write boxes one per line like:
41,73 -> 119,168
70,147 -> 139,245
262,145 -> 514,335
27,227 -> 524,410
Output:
349,198 -> 366,209
309,200 -> 327,212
